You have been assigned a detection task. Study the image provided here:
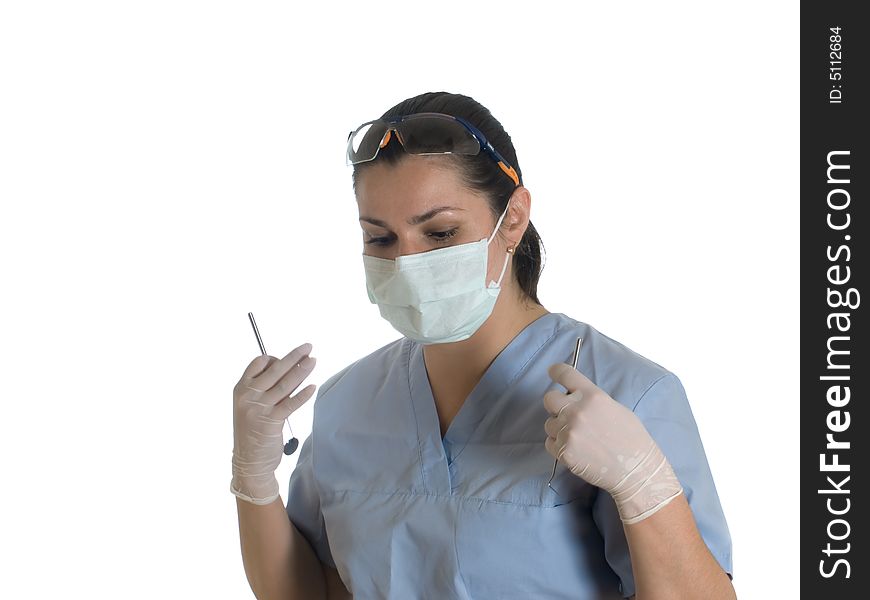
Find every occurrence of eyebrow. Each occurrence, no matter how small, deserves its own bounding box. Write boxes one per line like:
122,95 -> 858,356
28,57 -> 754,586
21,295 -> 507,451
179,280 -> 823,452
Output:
359,205 -> 465,228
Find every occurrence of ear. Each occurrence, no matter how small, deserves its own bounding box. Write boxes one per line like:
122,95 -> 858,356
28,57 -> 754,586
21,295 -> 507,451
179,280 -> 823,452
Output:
505,186 -> 533,243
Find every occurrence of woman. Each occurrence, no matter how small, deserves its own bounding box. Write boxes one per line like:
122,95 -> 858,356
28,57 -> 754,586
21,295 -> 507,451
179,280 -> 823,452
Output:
232,92 -> 735,599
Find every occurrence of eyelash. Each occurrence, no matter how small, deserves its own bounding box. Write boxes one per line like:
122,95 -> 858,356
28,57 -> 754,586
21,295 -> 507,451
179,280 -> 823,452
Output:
365,228 -> 459,247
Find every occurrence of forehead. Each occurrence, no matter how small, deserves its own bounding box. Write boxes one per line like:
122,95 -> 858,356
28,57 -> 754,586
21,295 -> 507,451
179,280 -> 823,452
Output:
355,155 -> 486,216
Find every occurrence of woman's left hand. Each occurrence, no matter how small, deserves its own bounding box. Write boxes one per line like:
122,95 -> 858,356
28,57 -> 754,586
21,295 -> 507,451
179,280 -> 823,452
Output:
543,363 -> 683,524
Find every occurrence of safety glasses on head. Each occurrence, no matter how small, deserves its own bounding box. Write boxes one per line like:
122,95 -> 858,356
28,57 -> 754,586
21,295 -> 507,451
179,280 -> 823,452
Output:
346,112 -> 520,187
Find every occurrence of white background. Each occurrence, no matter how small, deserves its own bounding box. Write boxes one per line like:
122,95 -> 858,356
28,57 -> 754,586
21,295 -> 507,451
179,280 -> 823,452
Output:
0,2 -> 798,598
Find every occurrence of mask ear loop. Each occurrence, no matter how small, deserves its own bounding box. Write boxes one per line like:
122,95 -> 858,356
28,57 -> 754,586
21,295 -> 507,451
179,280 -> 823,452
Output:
486,200 -> 512,245
487,201 -> 514,288
488,244 -> 514,289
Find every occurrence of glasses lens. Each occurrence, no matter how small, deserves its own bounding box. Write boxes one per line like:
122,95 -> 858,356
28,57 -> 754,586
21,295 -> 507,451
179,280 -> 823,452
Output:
397,115 -> 481,156
347,120 -> 389,164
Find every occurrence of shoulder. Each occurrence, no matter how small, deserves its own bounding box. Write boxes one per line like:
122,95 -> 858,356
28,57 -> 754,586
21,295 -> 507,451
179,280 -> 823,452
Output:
313,336 -> 411,409
309,336 -> 416,454
557,314 -> 678,412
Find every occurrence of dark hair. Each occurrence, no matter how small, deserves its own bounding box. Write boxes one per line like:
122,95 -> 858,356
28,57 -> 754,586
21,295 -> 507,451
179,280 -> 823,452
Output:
351,91 -> 546,305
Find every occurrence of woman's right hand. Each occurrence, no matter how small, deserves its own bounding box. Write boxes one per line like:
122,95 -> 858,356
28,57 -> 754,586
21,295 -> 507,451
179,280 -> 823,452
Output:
231,342 -> 317,505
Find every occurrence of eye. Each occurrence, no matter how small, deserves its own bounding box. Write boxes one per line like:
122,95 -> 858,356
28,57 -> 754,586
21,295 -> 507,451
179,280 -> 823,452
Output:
428,228 -> 459,243
363,227 -> 459,247
363,234 -> 391,246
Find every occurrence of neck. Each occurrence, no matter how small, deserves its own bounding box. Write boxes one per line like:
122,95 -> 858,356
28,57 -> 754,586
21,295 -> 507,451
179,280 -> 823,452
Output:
422,286 -> 550,384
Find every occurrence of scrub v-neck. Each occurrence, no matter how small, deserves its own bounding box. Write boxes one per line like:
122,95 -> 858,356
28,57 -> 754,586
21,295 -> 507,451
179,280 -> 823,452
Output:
406,311 -> 562,495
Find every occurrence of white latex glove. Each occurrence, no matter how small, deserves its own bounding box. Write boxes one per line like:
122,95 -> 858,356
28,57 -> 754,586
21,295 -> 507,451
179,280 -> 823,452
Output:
231,342 -> 317,505
543,363 -> 683,524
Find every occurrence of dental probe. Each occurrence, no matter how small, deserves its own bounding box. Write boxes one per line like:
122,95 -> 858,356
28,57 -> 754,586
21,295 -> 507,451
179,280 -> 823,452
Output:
248,312 -> 299,456
547,336 -> 583,494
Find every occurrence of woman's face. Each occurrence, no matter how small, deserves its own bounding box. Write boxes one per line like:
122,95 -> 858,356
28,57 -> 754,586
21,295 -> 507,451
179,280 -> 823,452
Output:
356,155 -> 513,265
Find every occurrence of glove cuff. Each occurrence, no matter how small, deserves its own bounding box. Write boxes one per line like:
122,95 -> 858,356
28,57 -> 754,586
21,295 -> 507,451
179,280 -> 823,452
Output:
230,476 -> 279,505
610,442 -> 683,524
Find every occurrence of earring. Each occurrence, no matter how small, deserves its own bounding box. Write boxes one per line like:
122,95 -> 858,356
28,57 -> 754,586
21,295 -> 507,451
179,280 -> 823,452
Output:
507,245 -> 516,254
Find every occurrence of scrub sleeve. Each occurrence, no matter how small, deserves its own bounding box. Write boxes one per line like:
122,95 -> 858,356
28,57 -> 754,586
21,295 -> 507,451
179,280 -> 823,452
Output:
285,432 -> 336,569
592,372 -> 733,598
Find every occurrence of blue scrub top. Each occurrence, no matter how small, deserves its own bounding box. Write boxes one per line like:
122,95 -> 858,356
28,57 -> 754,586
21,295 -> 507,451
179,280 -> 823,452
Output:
286,312 -> 732,599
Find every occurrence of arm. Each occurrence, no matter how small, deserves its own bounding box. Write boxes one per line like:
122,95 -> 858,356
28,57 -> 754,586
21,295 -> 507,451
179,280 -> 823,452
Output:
232,347 -> 327,598
624,494 -> 735,599
236,495 -> 327,600
544,364 -> 734,599
324,565 -> 353,600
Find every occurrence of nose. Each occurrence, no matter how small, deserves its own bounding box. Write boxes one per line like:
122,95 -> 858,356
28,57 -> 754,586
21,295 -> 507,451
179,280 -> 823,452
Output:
392,235 -> 432,260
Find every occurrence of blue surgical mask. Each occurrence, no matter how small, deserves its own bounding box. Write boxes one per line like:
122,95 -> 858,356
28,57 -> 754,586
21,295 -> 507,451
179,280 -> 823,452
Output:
362,202 -> 512,344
